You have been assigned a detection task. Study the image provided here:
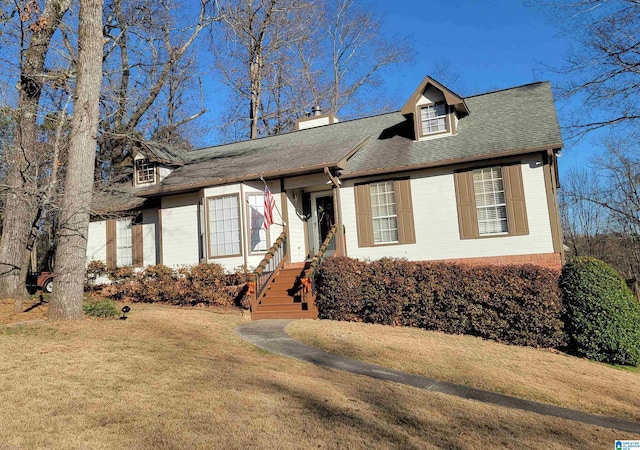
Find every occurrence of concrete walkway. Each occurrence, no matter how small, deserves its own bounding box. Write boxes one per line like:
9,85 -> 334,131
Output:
236,319 -> 640,434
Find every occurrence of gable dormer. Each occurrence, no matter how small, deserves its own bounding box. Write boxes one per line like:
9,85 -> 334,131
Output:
132,140 -> 188,188
401,76 -> 470,141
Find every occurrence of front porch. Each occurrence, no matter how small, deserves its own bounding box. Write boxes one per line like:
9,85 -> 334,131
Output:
248,225 -> 339,320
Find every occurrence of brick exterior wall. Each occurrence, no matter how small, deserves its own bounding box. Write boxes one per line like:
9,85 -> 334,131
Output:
435,252 -> 563,271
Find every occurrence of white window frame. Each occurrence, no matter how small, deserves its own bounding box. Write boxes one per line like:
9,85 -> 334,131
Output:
135,158 -> 155,184
420,102 -> 448,135
473,167 -> 508,235
246,193 -> 268,254
116,218 -> 133,266
370,181 -> 399,244
207,194 -> 242,258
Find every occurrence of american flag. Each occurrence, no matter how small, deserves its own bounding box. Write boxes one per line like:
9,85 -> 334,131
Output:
263,183 -> 275,229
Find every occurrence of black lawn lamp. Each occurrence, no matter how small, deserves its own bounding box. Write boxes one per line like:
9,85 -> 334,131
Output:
121,305 -> 130,320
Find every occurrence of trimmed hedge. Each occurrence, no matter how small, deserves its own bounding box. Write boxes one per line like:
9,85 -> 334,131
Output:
86,262 -> 240,307
315,257 -> 565,348
560,257 -> 640,366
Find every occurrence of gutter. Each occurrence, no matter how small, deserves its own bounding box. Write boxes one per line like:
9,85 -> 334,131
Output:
341,143 -> 564,180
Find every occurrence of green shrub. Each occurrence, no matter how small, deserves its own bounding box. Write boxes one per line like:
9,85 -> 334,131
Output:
560,257 -> 640,366
83,299 -> 119,318
315,257 -> 565,348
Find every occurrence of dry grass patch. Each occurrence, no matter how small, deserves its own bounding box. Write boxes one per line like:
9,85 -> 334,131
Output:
287,320 -> 640,422
0,297 -> 48,324
0,304 -> 635,449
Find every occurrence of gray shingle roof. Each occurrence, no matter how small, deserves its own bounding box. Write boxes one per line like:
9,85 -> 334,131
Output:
345,81 -> 563,176
107,81 -> 562,205
138,141 -> 187,165
91,183 -> 148,215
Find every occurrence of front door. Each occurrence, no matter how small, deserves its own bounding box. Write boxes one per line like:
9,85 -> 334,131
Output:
310,192 -> 336,257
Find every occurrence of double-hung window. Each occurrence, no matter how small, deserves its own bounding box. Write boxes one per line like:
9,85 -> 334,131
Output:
136,158 -> 155,184
473,167 -> 508,235
370,181 -> 399,244
116,218 -> 133,266
247,193 -> 267,253
420,102 -> 447,135
208,194 -> 241,257
355,179 -> 415,247
454,164 -> 529,239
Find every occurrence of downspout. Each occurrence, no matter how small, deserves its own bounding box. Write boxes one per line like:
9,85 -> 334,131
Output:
324,167 -> 346,256
240,182 -> 249,272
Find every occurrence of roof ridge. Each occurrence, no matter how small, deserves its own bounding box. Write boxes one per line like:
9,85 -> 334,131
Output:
188,110 -> 401,155
464,81 -> 549,99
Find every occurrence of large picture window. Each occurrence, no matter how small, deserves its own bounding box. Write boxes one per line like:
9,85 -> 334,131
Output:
473,167 -> 508,235
370,181 -> 398,244
247,193 -> 268,253
420,102 -> 447,135
208,194 -> 241,257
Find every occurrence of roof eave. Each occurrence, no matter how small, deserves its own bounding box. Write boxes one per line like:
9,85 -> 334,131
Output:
342,143 -> 564,180
136,162 -> 345,198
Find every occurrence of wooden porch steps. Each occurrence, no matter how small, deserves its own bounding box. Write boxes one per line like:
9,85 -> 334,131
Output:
251,265 -> 318,320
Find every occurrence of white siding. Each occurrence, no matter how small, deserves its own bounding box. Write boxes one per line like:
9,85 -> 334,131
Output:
142,208 -> 158,266
161,193 -> 200,267
342,155 -> 554,261
86,220 -> 107,263
285,190 -> 307,263
158,166 -> 173,181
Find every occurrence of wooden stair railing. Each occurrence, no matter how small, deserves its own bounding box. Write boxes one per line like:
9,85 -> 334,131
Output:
248,232 -> 288,313
299,225 -> 339,306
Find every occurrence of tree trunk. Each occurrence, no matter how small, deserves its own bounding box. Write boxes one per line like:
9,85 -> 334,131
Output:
48,0 -> 104,320
0,0 -> 71,309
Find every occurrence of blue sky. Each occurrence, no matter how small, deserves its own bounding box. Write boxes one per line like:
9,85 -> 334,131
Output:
372,0 -> 598,179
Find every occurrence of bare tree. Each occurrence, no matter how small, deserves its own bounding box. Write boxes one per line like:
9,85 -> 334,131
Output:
560,134 -> 640,277
0,0 -> 71,308
213,0 -> 314,139
99,0 -> 217,179
48,0 -> 103,320
559,167 -> 608,257
537,0 -> 640,138
213,0 -> 410,140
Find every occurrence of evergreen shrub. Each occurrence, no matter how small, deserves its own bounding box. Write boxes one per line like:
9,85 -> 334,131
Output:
560,257 -> 640,366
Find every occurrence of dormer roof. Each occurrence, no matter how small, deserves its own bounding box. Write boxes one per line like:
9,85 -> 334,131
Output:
135,140 -> 187,166
400,75 -> 470,118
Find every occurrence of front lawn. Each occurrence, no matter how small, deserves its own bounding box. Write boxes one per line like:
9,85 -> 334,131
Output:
0,304 -> 635,448
287,320 -> 640,422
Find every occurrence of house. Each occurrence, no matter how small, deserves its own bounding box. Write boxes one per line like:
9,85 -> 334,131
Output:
87,76 -> 564,318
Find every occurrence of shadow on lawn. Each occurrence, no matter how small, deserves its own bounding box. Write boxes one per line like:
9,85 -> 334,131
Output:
24,295 -> 46,313
249,372 -> 613,449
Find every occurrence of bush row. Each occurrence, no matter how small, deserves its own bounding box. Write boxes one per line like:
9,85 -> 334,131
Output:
315,257 -> 566,348
85,261 -> 245,307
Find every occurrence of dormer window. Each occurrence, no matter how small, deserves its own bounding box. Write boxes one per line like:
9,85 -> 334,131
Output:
135,158 -> 155,184
400,75 -> 470,142
420,102 -> 447,135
